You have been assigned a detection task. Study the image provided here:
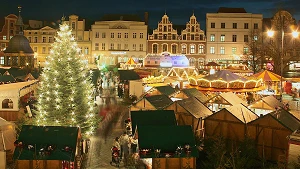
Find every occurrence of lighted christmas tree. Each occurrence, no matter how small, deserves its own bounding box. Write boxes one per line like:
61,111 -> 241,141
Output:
33,20 -> 98,137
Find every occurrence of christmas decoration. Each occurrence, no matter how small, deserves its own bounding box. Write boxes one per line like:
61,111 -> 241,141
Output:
32,19 -> 99,137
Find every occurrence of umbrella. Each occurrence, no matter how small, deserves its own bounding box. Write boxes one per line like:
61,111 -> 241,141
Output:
253,70 -> 282,82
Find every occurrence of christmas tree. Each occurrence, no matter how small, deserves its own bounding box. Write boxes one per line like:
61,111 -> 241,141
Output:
33,20 -> 98,137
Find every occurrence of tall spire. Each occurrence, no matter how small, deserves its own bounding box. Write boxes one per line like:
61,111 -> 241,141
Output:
15,6 -> 24,35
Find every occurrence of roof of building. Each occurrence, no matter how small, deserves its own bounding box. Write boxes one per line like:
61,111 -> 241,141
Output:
4,34 -> 34,54
177,97 -> 212,119
217,7 -> 247,13
145,95 -> 173,110
0,74 -> 16,83
100,14 -> 143,22
131,110 -> 177,134
262,95 -> 284,108
13,125 -> 80,161
224,103 -> 258,123
154,85 -> 176,96
181,88 -> 209,102
271,108 -> 300,131
138,125 -> 198,158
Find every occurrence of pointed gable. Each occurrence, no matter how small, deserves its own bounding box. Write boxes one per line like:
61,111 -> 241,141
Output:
177,97 -> 212,119
145,95 -> 173,110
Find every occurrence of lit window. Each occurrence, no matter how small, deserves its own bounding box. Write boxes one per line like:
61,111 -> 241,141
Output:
243,47 -> 248,54
220,47 -> 225,54
101,43 -> 105,50
210,34 -> 215,42
95,43 -> 99,51
84,47 -> 89,54
210,47 -> 215,54
220,35 -> 225,42
190,45 -> 195,54
232,47 -> 237,54
181,44 -> 186,54
199,45 -> 204,54
139,44 -> 143,51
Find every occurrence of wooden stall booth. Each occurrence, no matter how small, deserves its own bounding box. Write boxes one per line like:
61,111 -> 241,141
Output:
138,125 -> 198,169
13,125 -> 84,169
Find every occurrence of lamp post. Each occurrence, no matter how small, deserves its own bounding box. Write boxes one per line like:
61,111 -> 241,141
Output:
267,29 -> 299,100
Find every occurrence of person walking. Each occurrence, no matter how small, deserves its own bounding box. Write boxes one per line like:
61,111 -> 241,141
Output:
119,131 -> 129,160
130,136 -> 138,154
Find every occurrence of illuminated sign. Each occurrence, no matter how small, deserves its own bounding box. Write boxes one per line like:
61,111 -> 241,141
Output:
111,52 -> 126,55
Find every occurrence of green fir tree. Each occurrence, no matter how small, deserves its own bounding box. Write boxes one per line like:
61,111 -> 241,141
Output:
32,20 -> 99,137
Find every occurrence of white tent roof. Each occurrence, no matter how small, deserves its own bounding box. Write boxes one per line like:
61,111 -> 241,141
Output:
0,80 -> 38,98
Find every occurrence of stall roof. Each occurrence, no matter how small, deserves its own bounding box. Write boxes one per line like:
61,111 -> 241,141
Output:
154,85 -> 176,96
0,80 -> 38,91
262,95 -> 284,108
13,125 -> 79,161
181,88 -> 209,102
224,103 -> 258,123
138,125 -> 198,158
131,110 -> 177,135
271,109 -> 300,131
118,70 -> 140,81
220,92 -> 247,105
248,100 -> 275,110
177,97 -> 212,119
145,95 -> 173,110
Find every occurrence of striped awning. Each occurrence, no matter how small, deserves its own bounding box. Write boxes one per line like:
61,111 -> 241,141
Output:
253,70 -> 283,82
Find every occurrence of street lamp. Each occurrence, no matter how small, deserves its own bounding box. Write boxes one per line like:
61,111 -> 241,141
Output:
267,29 -> 299,100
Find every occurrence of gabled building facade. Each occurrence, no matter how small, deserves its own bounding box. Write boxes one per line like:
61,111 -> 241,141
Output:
206,7 -> 263,67
147,13 -> 206,68
0,14 -> 18,52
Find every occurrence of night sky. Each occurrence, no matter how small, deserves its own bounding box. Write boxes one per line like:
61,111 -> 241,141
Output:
0,0 -> 300,30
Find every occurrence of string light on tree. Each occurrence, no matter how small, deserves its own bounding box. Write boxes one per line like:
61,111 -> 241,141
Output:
32,18 -> 99,137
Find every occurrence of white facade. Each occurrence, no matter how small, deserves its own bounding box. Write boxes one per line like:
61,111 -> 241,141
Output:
91,20 -> 147,66
206,11 -> 263,65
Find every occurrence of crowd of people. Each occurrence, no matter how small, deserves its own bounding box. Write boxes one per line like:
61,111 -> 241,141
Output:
110,118 -> 139,167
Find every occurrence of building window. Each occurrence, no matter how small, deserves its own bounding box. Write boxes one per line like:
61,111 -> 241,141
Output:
10,22 -> 13,27
34,47 -> 37,52
34,37 -> 38,43
172,34 -> 176,40
124,44 -> 128,50
220,47 -> 225,54
154,34 -> 158,39
71,22 -> 75,29
95,43 -> 99,50
210,47 -> 215,54
210,34 -> 215,42
200,35 -> 203,40
244,23 -> 249,29
117,44 -> 121,50
133,33 -> 137,38
183,34 -> 186,40
163,34 -> 167,40
211,23 -> 215,28
233,23 -> 237,29
3,36 -> 6,40
28,37 -> 31,42
162,44 -> 167,52
42,47 -> 46,54
254,23 -> 258,29
190,45 -> 195,54
102,33 -> 106,38
0,56 -> 4,64
153,44 -> 158,53
172,45 -> 177,54
110,43 -> 114,50
221,23 -> 225,28
182,44 -> 186,54
101,43 -> 105,50
1,43 -> 5,49
244,35 -> 248,42
140,33 -> 143,38
117,33 -> 121,38
133,44 -> 136,51
191,35 -> 195,40
243,47 -> 249,54
84,47 -> 89,54
232,47 -> 237,54
48,37 -> 52,43
232,35 -> 237,42
124,33 -> 128,38
220,35 -> 225,42
139,44 -> 143,51
48,47 -> 52,54
95,32 -> 99,38
111,33 -> 114,38
199,45 -> 204,54
42,37 -> 46,43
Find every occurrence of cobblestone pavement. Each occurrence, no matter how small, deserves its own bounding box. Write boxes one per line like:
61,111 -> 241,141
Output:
83,99 -> 130,169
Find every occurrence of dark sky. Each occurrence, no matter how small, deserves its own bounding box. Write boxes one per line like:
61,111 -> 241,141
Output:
1,0 -> 300,30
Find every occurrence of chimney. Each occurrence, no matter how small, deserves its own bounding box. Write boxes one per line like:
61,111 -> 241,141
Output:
144,12 -> 149,26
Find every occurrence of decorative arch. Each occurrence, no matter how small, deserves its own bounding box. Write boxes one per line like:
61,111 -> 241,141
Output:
2,99 -> 13,109
162,43 -> 168,52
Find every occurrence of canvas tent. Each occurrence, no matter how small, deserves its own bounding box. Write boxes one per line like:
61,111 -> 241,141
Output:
0,117 -> 15,169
